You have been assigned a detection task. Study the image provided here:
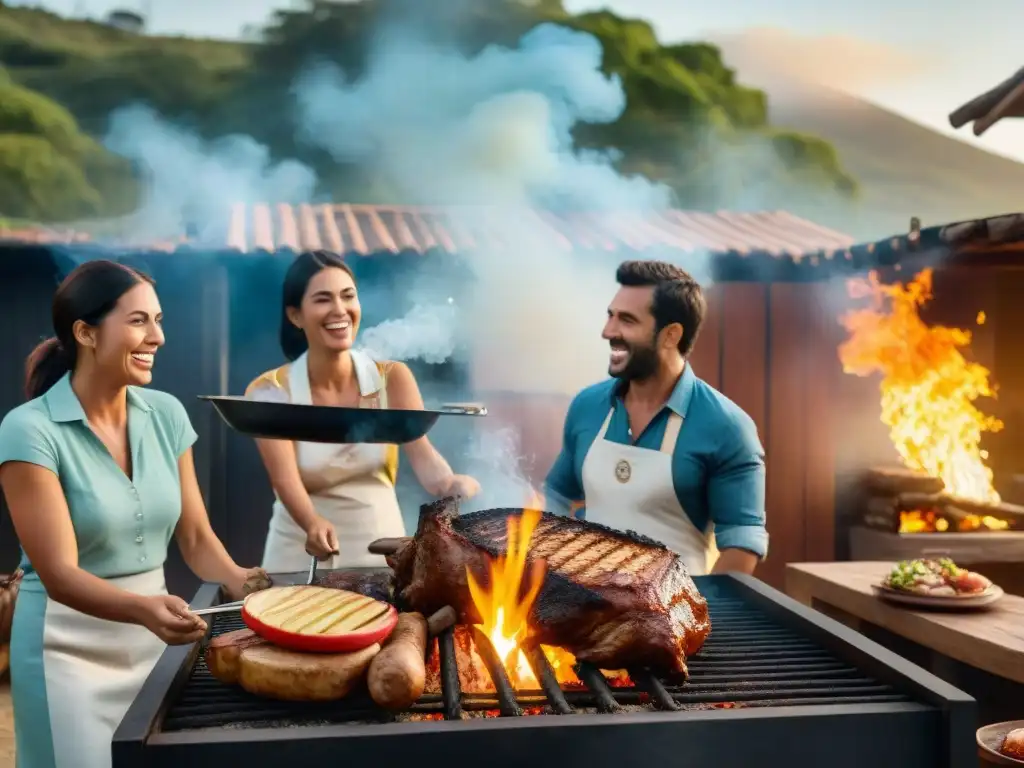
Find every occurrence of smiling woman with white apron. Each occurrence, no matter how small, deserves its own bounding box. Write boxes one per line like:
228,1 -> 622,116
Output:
250,349 -> 406,571
579,408 -> 719,575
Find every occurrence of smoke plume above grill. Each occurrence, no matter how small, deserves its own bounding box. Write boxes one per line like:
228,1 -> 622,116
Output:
291,21 -> 699,393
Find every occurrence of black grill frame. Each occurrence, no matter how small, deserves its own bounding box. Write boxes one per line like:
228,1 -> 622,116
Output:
113,573 -> 976,768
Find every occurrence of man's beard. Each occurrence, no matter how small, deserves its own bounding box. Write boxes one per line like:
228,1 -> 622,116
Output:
609,341 -> 659,381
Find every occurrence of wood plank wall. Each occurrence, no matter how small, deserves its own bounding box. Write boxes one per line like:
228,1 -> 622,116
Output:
479,281 -> 844,590
714,283 -> 842,587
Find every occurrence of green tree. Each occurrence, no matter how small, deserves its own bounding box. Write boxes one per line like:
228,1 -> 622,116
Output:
245,0 -> 857,205
0,0 -> 857,220
0,76 -> 137,220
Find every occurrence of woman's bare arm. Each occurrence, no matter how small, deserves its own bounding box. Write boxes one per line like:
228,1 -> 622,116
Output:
386,362 -> 478,497
174,447 -> 247,590
0,462 -> 150,623
252,438 -> 322,531
246,380 -> 322,531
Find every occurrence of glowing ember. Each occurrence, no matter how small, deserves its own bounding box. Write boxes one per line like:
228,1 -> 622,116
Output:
839,268 -> 1003,504
898,509 -> 1009,533
899,510 -> 948,533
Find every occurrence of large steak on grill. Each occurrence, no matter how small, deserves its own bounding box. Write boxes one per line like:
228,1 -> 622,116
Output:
387,497 -> 711,677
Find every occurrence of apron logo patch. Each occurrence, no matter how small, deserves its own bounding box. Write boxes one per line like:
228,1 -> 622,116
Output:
615,459 -> 631,483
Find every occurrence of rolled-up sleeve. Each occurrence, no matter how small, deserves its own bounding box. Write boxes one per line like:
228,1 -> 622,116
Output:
708,415 -> 768,558
544,395 -> 583,511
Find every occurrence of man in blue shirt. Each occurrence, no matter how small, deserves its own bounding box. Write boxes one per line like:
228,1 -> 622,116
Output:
544,260 -> 767,575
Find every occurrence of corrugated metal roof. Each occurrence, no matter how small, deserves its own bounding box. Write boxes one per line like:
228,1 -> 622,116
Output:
226,203 -> 855,259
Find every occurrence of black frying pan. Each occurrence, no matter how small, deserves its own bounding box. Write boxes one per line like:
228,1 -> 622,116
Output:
199,396 -> 486,444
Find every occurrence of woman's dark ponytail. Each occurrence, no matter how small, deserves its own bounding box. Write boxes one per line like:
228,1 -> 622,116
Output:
279,320 -> 308,363
24,337 -> 73,400
23,259 -> 152,400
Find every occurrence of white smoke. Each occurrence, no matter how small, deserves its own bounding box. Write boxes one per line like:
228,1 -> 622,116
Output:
291,20 -> 693,510
103,104 -> 317,244
293,22 -> 677,394
358,300 -> 459,364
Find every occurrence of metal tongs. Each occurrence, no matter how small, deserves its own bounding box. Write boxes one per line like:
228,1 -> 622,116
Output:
193,555 -> 319,617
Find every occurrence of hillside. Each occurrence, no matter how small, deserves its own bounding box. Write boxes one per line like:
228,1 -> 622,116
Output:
760,78 -> 1024,241
0,1 -> 863,223
0,5 -> 250,137
3,2 -> 1017,242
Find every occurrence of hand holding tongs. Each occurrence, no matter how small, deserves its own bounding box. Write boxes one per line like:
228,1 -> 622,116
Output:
193,556 -> 319,617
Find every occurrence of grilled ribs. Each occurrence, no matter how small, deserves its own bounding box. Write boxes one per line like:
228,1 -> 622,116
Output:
388,497 -> 711,677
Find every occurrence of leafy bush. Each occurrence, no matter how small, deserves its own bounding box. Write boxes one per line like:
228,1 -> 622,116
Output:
0,78 -> 137,220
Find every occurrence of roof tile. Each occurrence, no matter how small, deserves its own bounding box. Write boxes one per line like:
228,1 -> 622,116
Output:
227,203 -> 855,259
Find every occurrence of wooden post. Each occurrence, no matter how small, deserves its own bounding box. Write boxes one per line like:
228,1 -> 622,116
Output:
989,265 -> 1024,489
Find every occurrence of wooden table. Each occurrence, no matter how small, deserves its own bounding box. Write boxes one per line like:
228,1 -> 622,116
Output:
786,561 -> 1024,725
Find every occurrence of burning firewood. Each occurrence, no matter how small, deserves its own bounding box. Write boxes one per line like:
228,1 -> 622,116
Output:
895,492 -> 1024,523
840,269 -> 1005,533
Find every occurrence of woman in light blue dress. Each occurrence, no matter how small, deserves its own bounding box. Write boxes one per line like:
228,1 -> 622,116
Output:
0,260 -> 266,768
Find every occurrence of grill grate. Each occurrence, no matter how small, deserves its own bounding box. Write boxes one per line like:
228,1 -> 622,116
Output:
160,595 -> 911,732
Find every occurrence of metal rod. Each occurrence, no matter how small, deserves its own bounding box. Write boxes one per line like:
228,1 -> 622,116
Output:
523,644 -> 572,714
629,669 -> 679,710
468,626 -> 522,717
193,601 -> 242,617
437,629 -> 463,720
573,662 -> 621,712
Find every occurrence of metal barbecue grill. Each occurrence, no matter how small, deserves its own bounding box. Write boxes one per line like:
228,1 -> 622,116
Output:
113,573 -> 976,768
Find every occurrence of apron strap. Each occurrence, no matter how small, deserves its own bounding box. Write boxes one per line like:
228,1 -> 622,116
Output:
289,352 -> 312,405
660,412 -> 683,454
597,407 -> 615,439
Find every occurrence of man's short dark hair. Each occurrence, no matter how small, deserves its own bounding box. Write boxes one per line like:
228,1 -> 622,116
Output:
615,260 -> 706,357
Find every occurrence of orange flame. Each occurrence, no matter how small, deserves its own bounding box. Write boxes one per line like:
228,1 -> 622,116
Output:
465,498 -> 548,687
839,268 -> 1003,503
464,495 -> 631,689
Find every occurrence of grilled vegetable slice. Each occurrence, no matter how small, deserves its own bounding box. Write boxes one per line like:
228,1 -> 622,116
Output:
242,585 -> 397,652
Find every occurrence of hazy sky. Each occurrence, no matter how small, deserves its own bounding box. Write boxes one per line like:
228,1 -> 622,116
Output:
12,0 -> 1024,161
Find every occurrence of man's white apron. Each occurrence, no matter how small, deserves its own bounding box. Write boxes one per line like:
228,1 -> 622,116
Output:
580,408 -> 718,575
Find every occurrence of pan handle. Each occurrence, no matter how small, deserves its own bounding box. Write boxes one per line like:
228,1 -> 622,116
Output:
440,403 -> 488,416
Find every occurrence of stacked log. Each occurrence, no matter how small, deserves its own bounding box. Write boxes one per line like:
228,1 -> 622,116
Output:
858,467 -> 1024,533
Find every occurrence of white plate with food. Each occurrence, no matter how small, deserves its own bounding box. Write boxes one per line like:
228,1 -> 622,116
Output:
873,558 -> 1004,610
978,720 -> 1024,765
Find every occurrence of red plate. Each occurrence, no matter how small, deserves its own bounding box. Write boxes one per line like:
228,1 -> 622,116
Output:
241,585 -> 398,653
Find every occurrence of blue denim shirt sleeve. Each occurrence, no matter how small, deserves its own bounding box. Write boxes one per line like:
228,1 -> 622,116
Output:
707,413 -> 769,558
544,395 -> 585,510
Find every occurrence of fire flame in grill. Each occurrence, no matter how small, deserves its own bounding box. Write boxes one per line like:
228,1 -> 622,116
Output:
464,496 -> 630,689
466,502 -> 547,687
839,268 -> 1003,505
